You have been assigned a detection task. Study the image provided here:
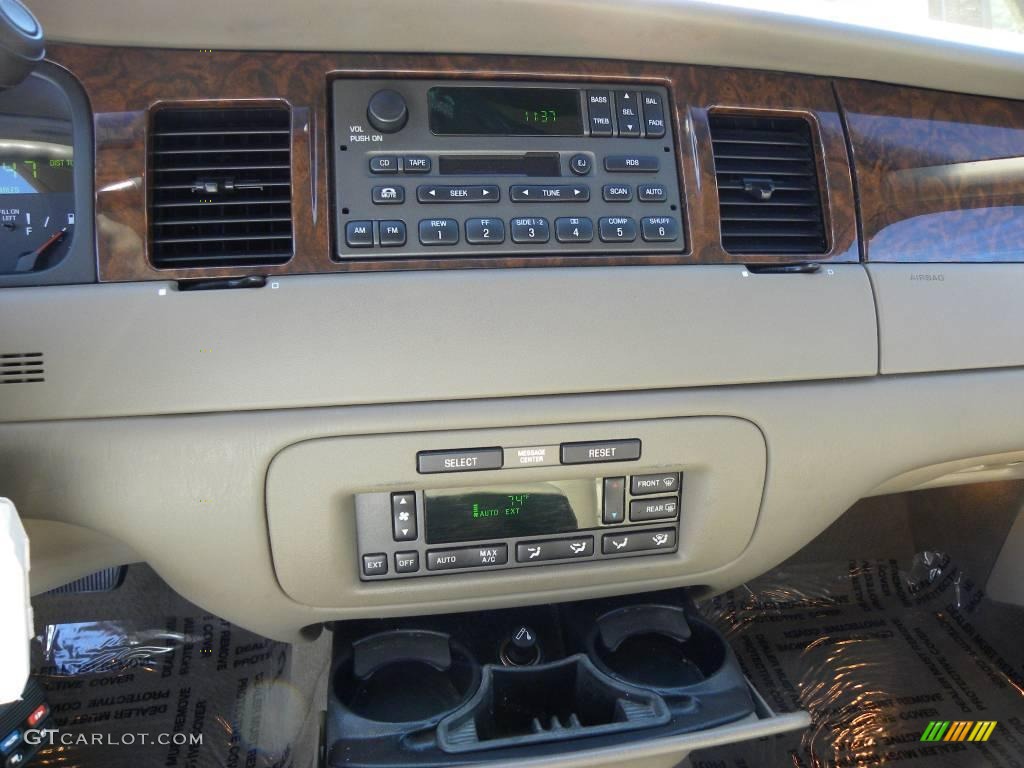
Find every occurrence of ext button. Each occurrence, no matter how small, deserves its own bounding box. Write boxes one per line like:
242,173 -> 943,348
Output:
418,447 -> 503,473
602,184 -> 633,203
602,528 -> 677,555
369,155 -> 400,174
615,91 -> 643,137
345,220 -> 374,247
418,218 -> 459,245
587,90 -> 614,136
516,536 -> 594,563
427,544 -> 508,571
561,439 -> 641,465
638,183 -> 668,202
631,472 -> 681,495
378,220 -> 407,247
555,217 -> 594,243
395,551 -> 420,574
362,553 -> 389,576
602,477 -> 625,524
465,217 -> 506,244
391,492 -> 417,541
403,155 -> 432,173
604,155 -> 659,173
372,184 -> 405,204
510,185 -> 589,202
417,184 -> 499,203
642,91 -> 667,138
630,496 -> 679,522
599,216 -> 637,243
641,216 -> 680,242
511,217 -> 550,243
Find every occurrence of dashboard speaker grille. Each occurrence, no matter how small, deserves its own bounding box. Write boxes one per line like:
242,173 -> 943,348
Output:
149,106 -> 293,269
0,353 -> 44,384
709,114 -> 827,255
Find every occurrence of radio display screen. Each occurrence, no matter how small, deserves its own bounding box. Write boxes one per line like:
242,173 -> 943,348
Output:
428,87 -> 584,136
424,480 -> 598,544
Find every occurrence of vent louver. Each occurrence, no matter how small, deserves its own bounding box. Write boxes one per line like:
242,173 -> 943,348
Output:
149,106 -> 293,268
0,353 -> 44,384
710,114 -> 827,255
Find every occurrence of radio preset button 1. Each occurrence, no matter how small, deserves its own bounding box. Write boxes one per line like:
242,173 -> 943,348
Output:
602,528 -> 676,555
362,553 -> 389,576
602,477 -> 626,524
418,218 -> 459,245
403,155 -> 432,173
587,90 -> 614,136
511,217 -> 550,243
516,536 -> 595,563
391,492 -> 418,541
570,153 -> 592,175
604,155 -> 659,173
602,184 -> 633,203
345,221 -> 374,247
395,551 -> 420,574
465,218 -> 506,244
417,447 -> 504,473
369,155 -> 400,174
378,220 -> 407,247
638,183 -> 668,202
427,544 -> 509,571
641,216 -> 680,242
630,496 -> 679,522
642,91 -> 667,138
631,472 -> 681,495
555,217 -> 594,243
417,185 -> 499,203
561,439 -> 641,464
510,185 -> 589,203
599,216 -> 638,243
614,91 -> 643,137
372,184 -> 405,204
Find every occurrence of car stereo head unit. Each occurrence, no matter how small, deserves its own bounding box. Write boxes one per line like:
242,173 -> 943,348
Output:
331,79 -> 683,261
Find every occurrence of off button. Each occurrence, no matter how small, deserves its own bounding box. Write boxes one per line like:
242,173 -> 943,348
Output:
561,439 -> 641,465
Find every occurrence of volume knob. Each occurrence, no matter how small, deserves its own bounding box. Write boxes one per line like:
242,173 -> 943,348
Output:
367,89 -> 408,134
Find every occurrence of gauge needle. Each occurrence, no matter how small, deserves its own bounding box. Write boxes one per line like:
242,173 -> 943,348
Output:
15,226 -> 69,272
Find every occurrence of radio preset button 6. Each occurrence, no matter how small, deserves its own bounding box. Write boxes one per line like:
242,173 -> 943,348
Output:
642,91 -> 667,138
599,216 -> 638,243
614,91 -> 642,137
602,184 -> 633,203
466,218 -> 506,244
587,91 -> 614,136
418,447 -> 504,473
561,439 -> 641,464
403,155 -> 432,173
427,544 -> 509,571
602,528 -> 676,555
417,185 -> 499,203
372,184 -> 405,204
378,220 -> 407,247
369,155 -> 400,174
516,536 -> 595,563
510,185 -> 589,203
641,216 -> 680,242
418,218 -> 459,245
604,155 -> 659,173
555,217 -> 594,243
511,217 -> 550,243
345,221 -> 374,247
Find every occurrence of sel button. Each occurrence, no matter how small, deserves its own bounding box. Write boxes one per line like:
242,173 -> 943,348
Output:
615,91 -> 643,137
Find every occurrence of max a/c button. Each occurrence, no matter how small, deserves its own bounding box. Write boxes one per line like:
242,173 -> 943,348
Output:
418,447 -> 504,474
561,439 -> 641,465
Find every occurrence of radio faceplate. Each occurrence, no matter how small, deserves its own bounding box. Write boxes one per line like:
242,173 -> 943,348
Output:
331,79 -> 684,260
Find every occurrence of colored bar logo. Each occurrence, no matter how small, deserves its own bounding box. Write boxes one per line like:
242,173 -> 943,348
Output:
921,721 -> 997,742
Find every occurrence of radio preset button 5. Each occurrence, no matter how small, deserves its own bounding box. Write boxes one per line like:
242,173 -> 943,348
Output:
561,439 -> 641,464
378,220 -> 407,247
417,185 -> 499,203
516,536 -> 595,563
587,91 -> 614,136
372,184 -> 405,204
369,155 -> 400,174
602,184 -> 633,203
614,91 -> 643,137
418,218 -> 459,245
418,447 -> 504,473
555,217 -> 594,243
599,216 -> 638,243
604,155 -> 659,173
641,216 -> 680,242
602,528 -> 676,555
511,217 -> 550,243
465,218 -> 506,244
510,185 -> 589,203
345,221 -> 374,247
642,91 -> 667,138
427,544 -> 509,571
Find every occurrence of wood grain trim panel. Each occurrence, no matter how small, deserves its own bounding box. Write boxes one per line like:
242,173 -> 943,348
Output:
837,79 -> 1024,263
46,45 -> 859,281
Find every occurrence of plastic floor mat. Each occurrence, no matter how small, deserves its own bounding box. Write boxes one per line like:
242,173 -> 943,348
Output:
693,553 -> 1024,767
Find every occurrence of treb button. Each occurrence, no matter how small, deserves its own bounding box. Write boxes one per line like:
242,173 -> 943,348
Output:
587,90 -> 614,137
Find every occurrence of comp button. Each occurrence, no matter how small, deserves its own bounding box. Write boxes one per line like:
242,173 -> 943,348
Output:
418,447 -> 504,473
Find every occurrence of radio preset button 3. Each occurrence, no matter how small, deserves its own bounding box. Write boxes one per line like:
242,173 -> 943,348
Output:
511,217 -> 551,243
599,216 -> 638,243
418,218 -> 459,245
555,217 -> 594,243
427,544 -> 509,571
465,218 -> 506,244
417,447 -> 504,473
604,155 -> 659,173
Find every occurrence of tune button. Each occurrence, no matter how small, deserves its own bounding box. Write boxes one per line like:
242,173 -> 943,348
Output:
465,217 -> 506,244
598,216 -> 638,243
418,218 -> 459,245
555,217 -> 594,243
510,217 -> 550,243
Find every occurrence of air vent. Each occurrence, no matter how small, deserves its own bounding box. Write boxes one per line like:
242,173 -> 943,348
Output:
710,114 -> 827,255
149,106 -> 293,269
0,353 -> 44,384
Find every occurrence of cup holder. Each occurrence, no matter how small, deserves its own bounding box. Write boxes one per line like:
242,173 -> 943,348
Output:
333,630 -> 480,724
589,605 -> 728,694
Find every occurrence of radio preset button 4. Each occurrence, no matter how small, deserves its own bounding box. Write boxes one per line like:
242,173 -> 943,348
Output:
427,544 -> 509,571
555,217 -> 594,243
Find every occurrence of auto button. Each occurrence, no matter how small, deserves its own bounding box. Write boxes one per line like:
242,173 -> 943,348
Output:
427,544 -> 509,570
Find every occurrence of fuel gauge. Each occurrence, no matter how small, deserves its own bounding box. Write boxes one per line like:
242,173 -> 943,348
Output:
0,149 -> 75,274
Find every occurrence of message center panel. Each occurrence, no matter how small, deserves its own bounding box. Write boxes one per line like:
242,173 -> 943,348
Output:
331,79 -> 684,260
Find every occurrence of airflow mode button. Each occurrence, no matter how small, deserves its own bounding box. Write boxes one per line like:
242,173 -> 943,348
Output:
418,447 -> 504,474
561,439 -> 641,465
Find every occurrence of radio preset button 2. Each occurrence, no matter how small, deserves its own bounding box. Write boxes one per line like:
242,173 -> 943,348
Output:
555,217 -> 594,243
345,221 -> 374,247
602,528 -> 676,555
391,492 -> 418,541
378,220 -> 407,247
587,90 -> 614,136
511,217 -> 550,243
638,183 -> 668,202
417,447 -> 504,473
570,153 -> 592,175
510,185 -> 589,203
629,496 -> 679,522
465,218 -> 506,244
604,155 -> 659,173
641,216 -> 680,242
372,184 -> 405,204
427,544 -> 509,571
614,91 -> 643,137
561,439 -> 641,464
403,155 -> 432,173
362,553 -> 389,576
599,216 -> 638,243
642,91 -> 667,138
602,184 -> 633,203
516,536 -> 595,563
418,218 -> 459,245
417,185 -> 499,203
369,155 -> 400,174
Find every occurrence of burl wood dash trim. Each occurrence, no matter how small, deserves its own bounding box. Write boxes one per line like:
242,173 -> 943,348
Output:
47,45 -> 860,281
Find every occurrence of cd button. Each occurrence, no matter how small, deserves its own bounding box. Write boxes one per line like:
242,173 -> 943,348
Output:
372,184 -> 405,204
555,217 -> 594,243
345,221 -> 374,248
369,155 -> 400,174
465,217 -> 506,244
602,184 -> 633,203
510,217 -> 550,243
403,155 -> 432,173
417,184 -> 499,203
641,216 -> 680,242
418,218 -> 459,245
378,220 -> 407,247
615,91 -> 643,137
510,185 -> 589,203
638,183 -> 668,202
599,216 -> 638,243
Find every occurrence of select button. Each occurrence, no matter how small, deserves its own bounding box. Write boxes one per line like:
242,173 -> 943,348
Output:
418,447 -> 504,474
427,544 -> 508,571
561,439 -> 641,465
